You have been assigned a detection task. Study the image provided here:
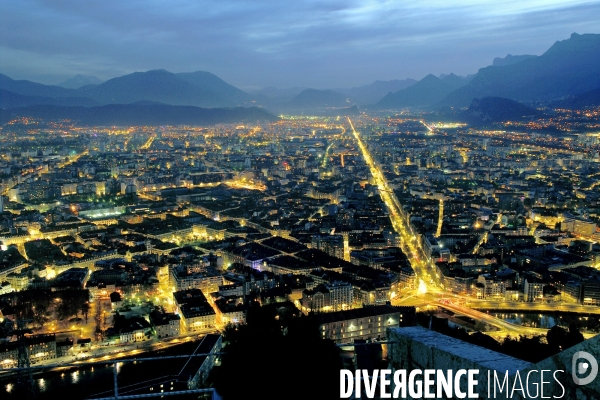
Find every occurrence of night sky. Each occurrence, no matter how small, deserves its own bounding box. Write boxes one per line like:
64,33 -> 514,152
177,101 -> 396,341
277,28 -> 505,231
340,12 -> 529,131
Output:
1,0 -> 599,89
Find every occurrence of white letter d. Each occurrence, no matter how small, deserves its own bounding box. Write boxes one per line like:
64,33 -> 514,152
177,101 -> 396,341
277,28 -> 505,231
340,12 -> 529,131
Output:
341,370 -> 353,398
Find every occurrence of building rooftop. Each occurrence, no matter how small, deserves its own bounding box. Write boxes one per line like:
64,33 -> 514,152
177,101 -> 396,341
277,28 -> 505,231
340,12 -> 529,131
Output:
390,326 -> 531,374
313,305 -> 410,325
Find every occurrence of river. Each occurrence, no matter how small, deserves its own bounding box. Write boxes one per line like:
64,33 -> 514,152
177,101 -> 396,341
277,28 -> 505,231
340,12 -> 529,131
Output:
2,340 -> 203,399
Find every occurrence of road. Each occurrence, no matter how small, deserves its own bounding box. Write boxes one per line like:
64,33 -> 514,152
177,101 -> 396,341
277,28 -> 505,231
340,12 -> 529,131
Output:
435,199 -> 443,238
393,291 -> 525,332
140,135 -> 156,150
394,289 -> 599,339
0,329 -> 218,376
224,179 -> 266,191
436,300 -> 547,335
466,299 -> 600,315
348,117 -> 442,289
321,141 -> 335,168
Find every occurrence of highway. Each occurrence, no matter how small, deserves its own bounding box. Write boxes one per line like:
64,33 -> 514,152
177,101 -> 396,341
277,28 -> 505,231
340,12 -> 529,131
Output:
57,149 -> 89,168
396,288 -> 600,315
435,300 -> 595,340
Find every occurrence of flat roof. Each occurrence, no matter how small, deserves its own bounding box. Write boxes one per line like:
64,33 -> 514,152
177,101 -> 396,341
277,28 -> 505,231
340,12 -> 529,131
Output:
314,305 -> 410,325
390,326 -> 531,374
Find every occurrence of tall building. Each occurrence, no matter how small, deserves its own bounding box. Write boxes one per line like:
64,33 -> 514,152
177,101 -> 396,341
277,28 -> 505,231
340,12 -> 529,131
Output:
561,213 -> 597,236
300,281 -> 353,312
311,235 -> 345,260
173,289 -> 216,332
315,305 -> 411,344
523,276 -> 544,302
477,274 -> 507,299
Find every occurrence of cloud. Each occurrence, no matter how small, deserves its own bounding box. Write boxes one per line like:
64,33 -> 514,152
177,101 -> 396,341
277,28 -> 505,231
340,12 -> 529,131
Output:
0,0 -> 599,88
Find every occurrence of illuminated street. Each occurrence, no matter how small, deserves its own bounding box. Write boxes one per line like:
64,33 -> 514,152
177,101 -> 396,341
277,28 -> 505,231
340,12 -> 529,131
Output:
348,117 -> 443,290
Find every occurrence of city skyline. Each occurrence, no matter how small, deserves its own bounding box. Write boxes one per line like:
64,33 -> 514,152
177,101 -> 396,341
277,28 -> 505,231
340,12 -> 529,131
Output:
2,1 -> 600,89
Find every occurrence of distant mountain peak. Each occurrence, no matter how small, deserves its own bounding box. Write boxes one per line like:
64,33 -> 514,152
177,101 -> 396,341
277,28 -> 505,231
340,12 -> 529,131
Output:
145,69 -> 172,74
492,54 -> 535,67
376,72 -> 468,109
0,69 -> 255,109
289,88 -> 348,108
332,79 -> 417,105
130,69 -> 172,77
0,72 -> 78,98
440,73 -> 466,83
74,69 -> 253,107
58,74 -> 103,89
543,32 -> 600,57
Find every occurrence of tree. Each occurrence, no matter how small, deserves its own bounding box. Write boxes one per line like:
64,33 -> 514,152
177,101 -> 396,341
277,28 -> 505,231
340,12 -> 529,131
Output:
211,302 -> 342,400
55,289 -> 89,321
32,301 -> 50,329
500,335 -> 555,363
567,323 -> 585,348
474,320 -> 489,332
80,302 -> 90,324
547,325 -> 568,351
547,324 -> 584,352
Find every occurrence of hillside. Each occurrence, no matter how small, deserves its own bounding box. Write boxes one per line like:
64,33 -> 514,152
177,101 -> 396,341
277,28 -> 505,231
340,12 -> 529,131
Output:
377,74 -> 469,109
461,97 -> 543,125
441,33 -> 600,107
289,89 -> 349,108
0,89 -> 99,108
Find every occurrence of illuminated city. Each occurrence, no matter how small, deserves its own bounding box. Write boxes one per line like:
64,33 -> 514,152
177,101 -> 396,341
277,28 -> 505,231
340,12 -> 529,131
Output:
2,105 -> 600,396
2,2 -> 600,399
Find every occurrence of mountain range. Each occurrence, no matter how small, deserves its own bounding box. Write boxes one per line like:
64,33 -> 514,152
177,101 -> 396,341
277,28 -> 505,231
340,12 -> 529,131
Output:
1,32 -> 600,122
377,74 -> 470,109
439,33 -> 600,108
77,69 -> 254,107
0,89 -> 99,108
0,71 -> 414,113
248,79 -> 417,106
0,69 -> 255,109
58,74 -> 103,89
378,33 -> 600,110
491,54 -> 535,67
289,89 -> 349,108
334,79 -> 417,105
555,87 -> 600,109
